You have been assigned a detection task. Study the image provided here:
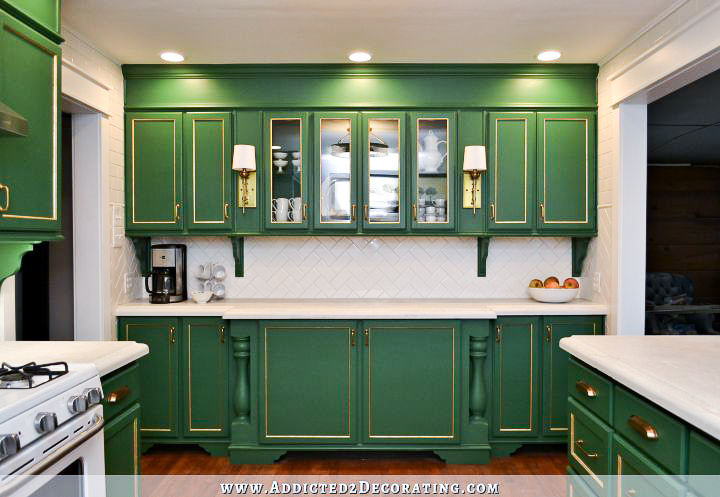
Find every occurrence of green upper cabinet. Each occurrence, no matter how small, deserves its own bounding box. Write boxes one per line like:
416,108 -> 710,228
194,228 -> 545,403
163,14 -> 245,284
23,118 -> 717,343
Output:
183,112 -> 232,232
487,112 -> 536,233
537,112 -> 596,233
361,112 -> 407,232
234,110 -> 262,233
0,0 -> 61,41
263,112 -> 310,230
411,112 -> 456,231
126,113 -> 183,232
313,112 -> 359,231
457,111 -> 485,233
0,11 -> 61,232
362,320 -> 458,444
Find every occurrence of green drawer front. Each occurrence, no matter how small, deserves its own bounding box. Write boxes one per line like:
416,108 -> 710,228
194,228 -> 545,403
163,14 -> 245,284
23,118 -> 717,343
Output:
568,359 -> 613,424
101,363 -> 141,423
613,386 -> 688,475
568,397 -> 612,497
688,430 -> 720,497
613,434 -> 685,497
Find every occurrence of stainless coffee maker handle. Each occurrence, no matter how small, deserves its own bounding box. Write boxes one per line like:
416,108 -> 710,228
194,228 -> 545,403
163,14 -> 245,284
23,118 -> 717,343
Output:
145,272 -> 154,294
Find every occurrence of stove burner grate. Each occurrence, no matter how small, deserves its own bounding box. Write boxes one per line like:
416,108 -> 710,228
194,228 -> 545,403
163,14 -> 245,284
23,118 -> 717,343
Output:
0,361 -> 69,389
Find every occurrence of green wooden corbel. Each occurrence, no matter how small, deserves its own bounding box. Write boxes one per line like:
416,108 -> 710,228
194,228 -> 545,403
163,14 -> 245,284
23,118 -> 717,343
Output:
0,242 -> 37,284
571,237 -> 592,277
477,237 -> 490,277
130,237 -> 151,277
229,236 -> 244,277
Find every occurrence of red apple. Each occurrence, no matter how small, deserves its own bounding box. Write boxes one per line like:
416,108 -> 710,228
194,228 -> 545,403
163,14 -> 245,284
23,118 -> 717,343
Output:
563,278 -> 580,289
544,276 -> 560,288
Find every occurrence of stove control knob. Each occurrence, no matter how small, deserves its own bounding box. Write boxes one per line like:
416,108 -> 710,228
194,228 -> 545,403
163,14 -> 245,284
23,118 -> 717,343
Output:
0,434 -> 20,460
84,388 -> 103,406
34,412 -> 58,434
67,395 -> 88,414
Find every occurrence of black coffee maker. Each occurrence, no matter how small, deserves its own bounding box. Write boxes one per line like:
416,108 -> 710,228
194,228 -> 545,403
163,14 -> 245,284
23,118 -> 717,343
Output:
145,244 -> 187,304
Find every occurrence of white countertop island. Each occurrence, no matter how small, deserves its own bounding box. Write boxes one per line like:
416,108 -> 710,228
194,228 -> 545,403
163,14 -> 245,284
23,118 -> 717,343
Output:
116,298 -> 608,319
0,341 -> 149,376
560,335 -> 720,441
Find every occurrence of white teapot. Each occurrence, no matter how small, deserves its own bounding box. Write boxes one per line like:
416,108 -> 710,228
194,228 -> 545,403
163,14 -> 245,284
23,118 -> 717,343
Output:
418,130 -> 447,173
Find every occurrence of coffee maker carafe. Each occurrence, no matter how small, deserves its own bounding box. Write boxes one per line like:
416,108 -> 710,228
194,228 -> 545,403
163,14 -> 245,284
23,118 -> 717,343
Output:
145,244 -> 187,304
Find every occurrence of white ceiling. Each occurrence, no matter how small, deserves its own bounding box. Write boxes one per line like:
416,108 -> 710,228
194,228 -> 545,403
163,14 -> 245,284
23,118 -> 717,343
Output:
62,0 -> 676,64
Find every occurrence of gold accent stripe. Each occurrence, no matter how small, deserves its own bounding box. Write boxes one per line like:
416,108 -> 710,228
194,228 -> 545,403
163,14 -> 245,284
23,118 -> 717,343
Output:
192,117 -> 227,224
493,116 -> 528,224
187,323 -> 224,432
132,416 -> 139,497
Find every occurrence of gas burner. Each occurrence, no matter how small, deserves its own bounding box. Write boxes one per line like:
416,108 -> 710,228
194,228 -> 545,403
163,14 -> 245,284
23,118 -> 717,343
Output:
0,362 -> 69,389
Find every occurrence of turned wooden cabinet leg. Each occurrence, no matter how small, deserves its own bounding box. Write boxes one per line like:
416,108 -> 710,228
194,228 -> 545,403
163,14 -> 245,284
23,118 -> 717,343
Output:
233,336 -> 250,424
469,335 -> 488,423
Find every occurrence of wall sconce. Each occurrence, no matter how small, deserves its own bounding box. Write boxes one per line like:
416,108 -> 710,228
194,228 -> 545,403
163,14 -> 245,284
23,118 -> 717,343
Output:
232,144 -> 257,213
463,146 -> 487,215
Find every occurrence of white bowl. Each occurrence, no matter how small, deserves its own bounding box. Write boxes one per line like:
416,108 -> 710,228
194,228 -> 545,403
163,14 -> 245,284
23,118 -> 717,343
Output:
292,159 -> 301,167
273,159 -> 288,167
528,287 -> 579,303
291,151 -> 301,159
191,291 -> 213,304
273,152 -> 288,159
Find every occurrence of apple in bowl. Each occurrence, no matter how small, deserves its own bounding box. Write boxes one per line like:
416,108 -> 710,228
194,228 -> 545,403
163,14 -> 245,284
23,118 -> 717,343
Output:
527,276 -> 580,303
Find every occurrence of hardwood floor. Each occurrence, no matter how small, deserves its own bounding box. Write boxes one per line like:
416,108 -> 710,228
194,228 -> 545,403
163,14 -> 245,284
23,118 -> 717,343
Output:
142,445 -> 568,475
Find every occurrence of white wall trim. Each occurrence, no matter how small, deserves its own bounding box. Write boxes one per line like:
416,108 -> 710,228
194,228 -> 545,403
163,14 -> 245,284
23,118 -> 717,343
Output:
62,62 -> 112,116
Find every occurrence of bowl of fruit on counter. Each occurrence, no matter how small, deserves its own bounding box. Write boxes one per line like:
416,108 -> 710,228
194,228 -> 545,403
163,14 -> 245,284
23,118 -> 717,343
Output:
527,277 -> 579,303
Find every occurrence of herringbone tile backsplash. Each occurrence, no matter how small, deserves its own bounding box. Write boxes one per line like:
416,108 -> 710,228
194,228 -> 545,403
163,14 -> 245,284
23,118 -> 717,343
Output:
148,236 -> 591,300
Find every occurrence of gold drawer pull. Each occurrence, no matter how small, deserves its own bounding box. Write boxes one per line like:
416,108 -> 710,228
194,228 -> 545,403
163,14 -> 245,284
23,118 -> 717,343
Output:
363,204 -> 369,222
575,380 -> 598,398
107,386 -> 130,404
224,202 -> 230,219
351,203 -> 356,221
628,415 -> 659,440
0,184 -> 9,212
575,439 -> 599,459
489,202 -> 495,221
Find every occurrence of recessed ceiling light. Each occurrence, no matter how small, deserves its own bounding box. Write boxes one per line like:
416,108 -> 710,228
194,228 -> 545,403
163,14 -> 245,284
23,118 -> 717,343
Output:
348,51 -> 372,63
537,50 -> 561,62
160,51 -> 185,63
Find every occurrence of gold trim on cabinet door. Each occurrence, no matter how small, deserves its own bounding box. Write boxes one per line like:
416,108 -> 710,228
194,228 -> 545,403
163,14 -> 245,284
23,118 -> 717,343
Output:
319,117 -> 353,224
269,117 -> 303,224
367,326 -> 455,439
192,117 -> 226,224
416,117 -> 451,225
498,322 -> 534,432
493,116 -> 528,224
570,412 -> 603,488
187,324 -> 224,432
1,30 -> 58,221
366,118 -> 402,225
131,118 -> 178,224
542,118 -> 590,224
132,416 -> 139,497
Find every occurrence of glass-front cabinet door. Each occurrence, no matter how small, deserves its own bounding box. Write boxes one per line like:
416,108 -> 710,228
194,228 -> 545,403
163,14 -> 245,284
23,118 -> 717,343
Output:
361,113 -> 406,231
411,112 -> 456,231
264,112 -> 309,230
313,113 -> 358,231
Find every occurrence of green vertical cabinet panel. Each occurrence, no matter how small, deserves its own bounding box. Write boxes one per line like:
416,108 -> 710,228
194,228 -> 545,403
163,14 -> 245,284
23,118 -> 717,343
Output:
0,0 -> 61,41
487,112 -> 536,232
182,318 -> 229,437
360,112 -> 407,232
537,112 -> 596,233
613,435 -> 686,497
0,12 -> 61,232
362,320 -> 458,444
234,111 -> 262,233
259,320 -> 357,443
541,316 -> 602,437
121,317 -> 180,437
183,112 -> 232,232
457,111 -> 486,233
410,112 -> 457,231
263,112 -> 310,230
689,431 -> 720,497
126,113 -> 183,232
312,112 -> 359,231
492,316 -> 540,437
104,403 -> 141,497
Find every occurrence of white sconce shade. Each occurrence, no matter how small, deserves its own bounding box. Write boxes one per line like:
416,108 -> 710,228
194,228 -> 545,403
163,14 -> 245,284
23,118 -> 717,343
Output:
463,145 -> 487,172
232,144 -> 256,171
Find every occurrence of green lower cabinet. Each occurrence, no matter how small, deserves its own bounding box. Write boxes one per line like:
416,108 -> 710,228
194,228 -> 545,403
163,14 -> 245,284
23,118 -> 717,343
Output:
613,434 -> 685,497
363,320 -> 458,443
259,320 -> 357,443
688,430 -> 720,497
568,397 -> 612,497
104,403 -> 141,497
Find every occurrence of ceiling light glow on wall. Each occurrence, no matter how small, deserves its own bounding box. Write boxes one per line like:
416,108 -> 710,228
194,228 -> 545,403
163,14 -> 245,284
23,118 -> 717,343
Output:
537,50 -> 561,62
348,51 -> 372,62
160,51 -> 185,62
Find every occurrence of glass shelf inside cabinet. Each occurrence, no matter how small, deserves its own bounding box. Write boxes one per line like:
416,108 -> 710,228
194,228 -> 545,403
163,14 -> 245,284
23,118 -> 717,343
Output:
367,118 -> 401,224
319,118 -> 353,224
270,119 -> 303,224
417,118 -> 449,224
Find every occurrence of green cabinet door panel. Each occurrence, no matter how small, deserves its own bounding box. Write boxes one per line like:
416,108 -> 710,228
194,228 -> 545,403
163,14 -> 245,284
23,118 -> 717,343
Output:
457,110 -> 485,233
538,112 -> 596,233
260,320 -> 357,443
487,112 -> 536,232
234,110 -> 263,233
182,318 -> 229,437
0,12 -> 61,231
492,316 -> 540,437
363,320 -> 458,443
121,317 -> 179,437
125,112 -> 183,232
104,402 -> 140,497
613,434 -> 685,497
183,112 -> 232,231
541,316 -> 601,437
0,0 -> 61,40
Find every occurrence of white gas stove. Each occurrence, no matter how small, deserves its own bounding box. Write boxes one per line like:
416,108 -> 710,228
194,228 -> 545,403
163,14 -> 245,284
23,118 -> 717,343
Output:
0,362 -> 106,497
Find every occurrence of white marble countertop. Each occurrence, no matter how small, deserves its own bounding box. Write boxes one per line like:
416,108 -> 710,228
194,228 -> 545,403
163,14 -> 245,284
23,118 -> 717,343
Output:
115,298 -> 608,319
560,336 -> 720,441
0,341 -> 149,377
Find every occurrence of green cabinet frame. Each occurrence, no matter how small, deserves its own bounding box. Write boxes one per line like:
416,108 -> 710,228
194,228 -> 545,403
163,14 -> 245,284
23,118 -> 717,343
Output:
104,403 -> 141,497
